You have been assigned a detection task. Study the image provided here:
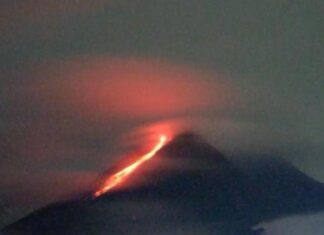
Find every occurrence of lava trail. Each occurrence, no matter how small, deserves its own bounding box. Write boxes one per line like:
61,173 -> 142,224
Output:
93,135 -> 167,197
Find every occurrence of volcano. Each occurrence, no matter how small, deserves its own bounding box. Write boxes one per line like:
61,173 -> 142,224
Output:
3,133 -> 324,235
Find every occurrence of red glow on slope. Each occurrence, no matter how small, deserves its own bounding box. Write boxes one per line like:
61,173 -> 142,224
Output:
93,135 -> 167,198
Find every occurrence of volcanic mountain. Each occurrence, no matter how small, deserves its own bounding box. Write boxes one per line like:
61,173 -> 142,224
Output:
3,133 -> 324,235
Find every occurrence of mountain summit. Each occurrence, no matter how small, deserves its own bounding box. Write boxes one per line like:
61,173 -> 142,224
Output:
3,132 -> 324,235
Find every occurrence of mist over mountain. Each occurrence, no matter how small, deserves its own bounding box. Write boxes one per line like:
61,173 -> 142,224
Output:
3,133 -> 324,235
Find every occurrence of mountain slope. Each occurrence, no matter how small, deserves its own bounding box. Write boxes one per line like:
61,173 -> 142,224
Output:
236,155 -> 324,220
3,133 -> 324,235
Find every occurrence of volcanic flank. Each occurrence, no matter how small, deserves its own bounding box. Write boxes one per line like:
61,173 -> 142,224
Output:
3,133 -> 324,235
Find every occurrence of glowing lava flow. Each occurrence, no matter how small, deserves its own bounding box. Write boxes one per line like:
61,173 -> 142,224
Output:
93,135 -> 167,198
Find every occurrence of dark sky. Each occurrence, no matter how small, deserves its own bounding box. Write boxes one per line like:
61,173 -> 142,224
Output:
0,0 -> 323,232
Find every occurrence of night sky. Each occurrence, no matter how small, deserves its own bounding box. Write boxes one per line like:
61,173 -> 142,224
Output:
0,0 -> 323,233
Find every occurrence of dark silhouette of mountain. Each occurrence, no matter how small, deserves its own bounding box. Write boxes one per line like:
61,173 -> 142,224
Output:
2,133 -> 324,235
236,155 -> 324,220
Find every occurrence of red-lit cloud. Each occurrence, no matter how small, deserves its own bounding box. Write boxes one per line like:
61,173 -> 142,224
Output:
19,57 -> 235,122
2,57 -> 238,166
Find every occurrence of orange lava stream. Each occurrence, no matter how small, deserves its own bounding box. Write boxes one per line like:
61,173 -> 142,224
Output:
93,135 -> 167,197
